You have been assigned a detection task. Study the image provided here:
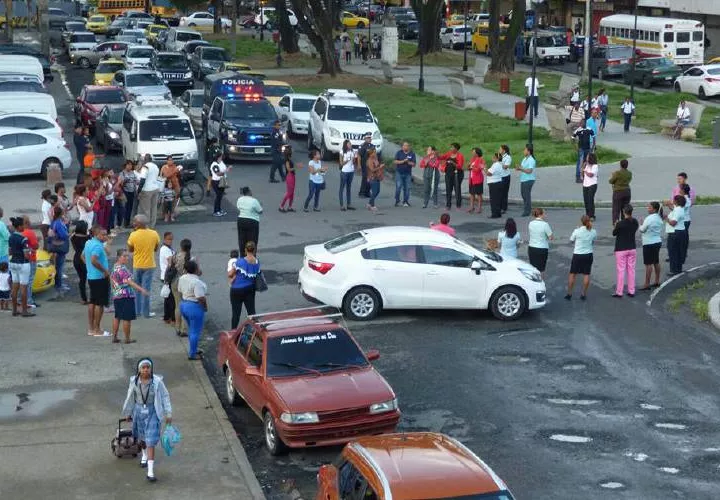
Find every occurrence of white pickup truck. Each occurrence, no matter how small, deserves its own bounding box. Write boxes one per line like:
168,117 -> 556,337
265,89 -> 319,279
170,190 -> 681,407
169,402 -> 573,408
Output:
523,33 -> 569,64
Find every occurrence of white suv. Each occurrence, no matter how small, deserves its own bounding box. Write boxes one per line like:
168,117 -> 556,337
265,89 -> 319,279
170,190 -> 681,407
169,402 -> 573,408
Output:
307,89 -> 383,160
440,26 -> 472,50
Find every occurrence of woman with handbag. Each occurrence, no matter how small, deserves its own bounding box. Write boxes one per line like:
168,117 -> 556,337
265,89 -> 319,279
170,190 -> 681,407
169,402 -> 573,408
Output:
228,241 -> 261,329
49,206 -> 70,294
210,151 -> 229,217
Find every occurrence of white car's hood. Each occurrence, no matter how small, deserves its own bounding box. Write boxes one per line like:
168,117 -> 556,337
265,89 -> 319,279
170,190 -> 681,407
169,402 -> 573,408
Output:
137,139 -> 197,159
326,120 -> 380,140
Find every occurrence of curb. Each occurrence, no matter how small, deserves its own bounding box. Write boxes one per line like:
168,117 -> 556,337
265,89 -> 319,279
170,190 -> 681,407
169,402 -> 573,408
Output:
709,291 -> 720,331
186,341 -> 266,500
647,261 -> 720,308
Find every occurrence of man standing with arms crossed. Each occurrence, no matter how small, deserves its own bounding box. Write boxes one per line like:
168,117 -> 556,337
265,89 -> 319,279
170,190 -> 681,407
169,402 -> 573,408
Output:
127,214 -> 160,319
82,226 -> 111,336
137,154 -> 161,228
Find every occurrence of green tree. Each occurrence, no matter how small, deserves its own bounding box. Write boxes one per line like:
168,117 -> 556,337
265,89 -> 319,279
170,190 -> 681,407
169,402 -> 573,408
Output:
289,0 -> 340,76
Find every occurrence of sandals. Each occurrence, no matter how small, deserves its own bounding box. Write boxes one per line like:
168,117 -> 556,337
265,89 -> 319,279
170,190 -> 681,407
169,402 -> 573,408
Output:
124,339 -> 137,344
112,337 -> 121,344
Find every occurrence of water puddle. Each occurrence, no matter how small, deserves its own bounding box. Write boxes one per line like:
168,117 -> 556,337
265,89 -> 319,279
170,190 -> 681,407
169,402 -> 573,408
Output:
599,481 -> 626,490
0,390 -> 77,418
654,422 -> 688,431
547,397 -> 601,406
659,467 -> 680,474
549,434 -> 593,444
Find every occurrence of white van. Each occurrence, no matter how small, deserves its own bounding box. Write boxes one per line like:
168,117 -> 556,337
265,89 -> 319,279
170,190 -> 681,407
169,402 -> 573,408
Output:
0,55 -> 44,85
0,92 -> 57,119
121,97 -> 199,175
164,28 -> 203,52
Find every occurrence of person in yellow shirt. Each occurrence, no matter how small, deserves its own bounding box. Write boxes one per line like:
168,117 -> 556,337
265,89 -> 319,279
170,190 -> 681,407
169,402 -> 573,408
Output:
127,214 -> 160,318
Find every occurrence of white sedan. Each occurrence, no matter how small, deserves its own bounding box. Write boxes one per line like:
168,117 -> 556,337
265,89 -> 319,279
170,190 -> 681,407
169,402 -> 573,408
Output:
180,12 -> 231,30
298,226 -> 547,321
0,127 -> 72,178
674,64 -> 720,99
277,93 -> 316,136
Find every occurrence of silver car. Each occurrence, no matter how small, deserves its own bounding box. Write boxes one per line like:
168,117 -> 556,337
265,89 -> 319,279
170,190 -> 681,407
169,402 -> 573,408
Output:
111,69 -> 170,100
71,41 -> 131,69
175,89 -> 204,133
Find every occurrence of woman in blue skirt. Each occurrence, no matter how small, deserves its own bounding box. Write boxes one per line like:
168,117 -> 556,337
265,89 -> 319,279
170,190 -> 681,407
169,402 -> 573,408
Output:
121,358 -> 172,482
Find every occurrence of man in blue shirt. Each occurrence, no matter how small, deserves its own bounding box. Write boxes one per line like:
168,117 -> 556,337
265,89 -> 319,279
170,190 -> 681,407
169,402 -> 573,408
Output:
82,226 -> 110,336
586,109 -> 599,149
393,142 -> 416,207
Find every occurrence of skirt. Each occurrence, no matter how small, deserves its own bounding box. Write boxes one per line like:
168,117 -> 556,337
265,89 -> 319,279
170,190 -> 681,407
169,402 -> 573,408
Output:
469,181 -> 484,195
114,296 -> 137,321
132,403 -> 160,447
643,242 -> 661,265
528,246 -> 549,272
570,253 -> 594,275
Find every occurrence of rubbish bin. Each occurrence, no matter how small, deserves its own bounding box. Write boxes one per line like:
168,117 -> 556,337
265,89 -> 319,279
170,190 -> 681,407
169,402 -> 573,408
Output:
713,116 -> 720,149
500,77 -> 510,93
514,101 -> 526,120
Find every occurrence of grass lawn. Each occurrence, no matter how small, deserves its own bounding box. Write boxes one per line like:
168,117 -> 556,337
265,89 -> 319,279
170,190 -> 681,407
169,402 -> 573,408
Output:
284,74 -> 625,167
483,71 -> 717,145
205,33 -> 319,69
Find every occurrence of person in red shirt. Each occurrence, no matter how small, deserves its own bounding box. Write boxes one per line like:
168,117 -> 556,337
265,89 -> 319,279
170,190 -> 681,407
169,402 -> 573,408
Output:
467,147 -> 485,213
438,142 -> 465,210
21,215 -> 39,308
430,213 -> 456,237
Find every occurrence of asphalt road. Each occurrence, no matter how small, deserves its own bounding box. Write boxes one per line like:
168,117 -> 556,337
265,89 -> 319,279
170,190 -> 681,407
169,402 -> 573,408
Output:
55,48 -> 720,500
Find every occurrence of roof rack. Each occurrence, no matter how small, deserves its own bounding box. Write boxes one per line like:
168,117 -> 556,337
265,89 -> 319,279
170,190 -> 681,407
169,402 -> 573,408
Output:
249,305 -> 343,327
323,88 -> 359,99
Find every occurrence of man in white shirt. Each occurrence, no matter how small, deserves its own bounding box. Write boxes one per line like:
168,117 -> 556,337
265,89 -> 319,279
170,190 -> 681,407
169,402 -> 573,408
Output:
137,154 -> 160,228
673,100 -> 691,139
620,97 -> 636,132
524,76 -> 541,119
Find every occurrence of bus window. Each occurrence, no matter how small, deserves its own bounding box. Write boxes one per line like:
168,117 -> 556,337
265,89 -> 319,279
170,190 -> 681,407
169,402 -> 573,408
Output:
692,31 -> 703,42
664,32 -> 674,42
677,32 -> 690,43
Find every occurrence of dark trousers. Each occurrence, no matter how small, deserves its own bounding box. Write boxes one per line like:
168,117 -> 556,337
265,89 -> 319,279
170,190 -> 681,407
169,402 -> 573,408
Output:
501,175 -> 510,212
667,232 -> 685,274
269,153 -> 285,181
520,180 -> 534,216
422,167 -> 440,207
163,289 -> 176,322
358,163 -> 369,197
339,171 -> 354,207
230,286 -> 256,329
682,221 -> 691,265
525,95 -> 539,117
582,184 -> 597,218
237,218 -> 259,257
212,180 -> 225,213
612,189 -> 631,224
489,182 -> 503,217
73,254 -> 87,302
122,191 -> 135,227
623,113 -> 632,131
454,169 -> 464,208
444,165 -> 456,209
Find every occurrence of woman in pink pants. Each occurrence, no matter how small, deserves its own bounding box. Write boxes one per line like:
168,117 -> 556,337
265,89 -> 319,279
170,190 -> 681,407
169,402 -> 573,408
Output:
612,204 -> 639,297
279,146 -> 301,212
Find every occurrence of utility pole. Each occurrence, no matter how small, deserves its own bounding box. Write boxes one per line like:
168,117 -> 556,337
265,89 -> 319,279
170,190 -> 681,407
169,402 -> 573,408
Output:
582,0 -> 591,77
38,0 -> 49,56
462,0 -> 468,71
629,0 -> 638,101
528,2 -> 539,147
231,0 -> 238,58
419,0 -> 425,92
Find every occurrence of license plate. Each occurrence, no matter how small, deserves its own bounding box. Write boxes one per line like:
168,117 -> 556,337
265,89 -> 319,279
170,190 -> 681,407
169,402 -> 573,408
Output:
254,147 -> 265,154
621,59 -> 628,64
665,76 -> 672,80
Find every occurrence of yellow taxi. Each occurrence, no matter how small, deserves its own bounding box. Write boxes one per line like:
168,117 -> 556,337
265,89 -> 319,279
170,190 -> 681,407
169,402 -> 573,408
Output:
33,250 -> 56,294
146,24 -> 168,46
219,61 -> 253,72
447,14 -> 467,26
94,58 -> 126,86
706,57 -> 720,65
86,14 -> 109,34
472,23 -> 508,54
341,11 -> 370,29
263,80 -> 293,106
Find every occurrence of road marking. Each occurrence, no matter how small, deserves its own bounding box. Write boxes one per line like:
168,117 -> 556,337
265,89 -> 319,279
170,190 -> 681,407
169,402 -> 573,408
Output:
549,434 -> 593,443
546,398 -> 601,406
600,481 -> 625,489
659,467 -> 680,474
54,64 -> 74,101
654,422 -> 687,430
640,403 -> 662,410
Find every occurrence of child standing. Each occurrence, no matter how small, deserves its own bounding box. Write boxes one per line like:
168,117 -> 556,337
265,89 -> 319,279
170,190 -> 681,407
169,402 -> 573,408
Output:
226,249 -> 239,286
0,261 -> 10,310
162,179 -> 175,223
468,147 -> 485,213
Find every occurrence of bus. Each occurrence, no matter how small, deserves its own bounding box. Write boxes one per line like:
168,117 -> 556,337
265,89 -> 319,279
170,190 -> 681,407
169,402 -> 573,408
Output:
599,14 -> 704,67
97,0 -> 145,17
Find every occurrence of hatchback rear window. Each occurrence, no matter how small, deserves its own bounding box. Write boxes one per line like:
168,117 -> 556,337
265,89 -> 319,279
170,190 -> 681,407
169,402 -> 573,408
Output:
86,89 -> 125,104
324,232 -> 367,253
607,46 -> 632,59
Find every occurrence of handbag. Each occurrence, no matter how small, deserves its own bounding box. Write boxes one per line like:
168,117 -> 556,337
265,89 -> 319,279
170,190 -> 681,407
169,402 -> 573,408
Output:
254,271 -> 268,292
218,176 -> 228,189
319,181 -> 326,191
48,236 -> 69,254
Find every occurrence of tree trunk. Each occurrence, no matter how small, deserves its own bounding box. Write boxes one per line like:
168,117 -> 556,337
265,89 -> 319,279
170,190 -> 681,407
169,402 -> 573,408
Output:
488,0 -> 525,74
213,0 -> 221,34
273,0 -> 299,54
411,0 -> 444,55
289,0 -> 340,76
4,0 -> 13,41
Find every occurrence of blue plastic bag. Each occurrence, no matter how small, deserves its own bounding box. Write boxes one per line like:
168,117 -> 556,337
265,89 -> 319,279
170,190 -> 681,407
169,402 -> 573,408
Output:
161,424 -> 182,456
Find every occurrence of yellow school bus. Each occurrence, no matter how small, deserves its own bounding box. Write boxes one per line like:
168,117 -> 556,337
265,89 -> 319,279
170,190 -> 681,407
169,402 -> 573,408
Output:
97,0 -> 144,17
471,23 -> 509,54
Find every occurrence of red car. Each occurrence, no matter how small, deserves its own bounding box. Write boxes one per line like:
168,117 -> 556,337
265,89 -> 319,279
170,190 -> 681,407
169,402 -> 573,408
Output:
217,306 -> 400,455
74,85 -> 127,130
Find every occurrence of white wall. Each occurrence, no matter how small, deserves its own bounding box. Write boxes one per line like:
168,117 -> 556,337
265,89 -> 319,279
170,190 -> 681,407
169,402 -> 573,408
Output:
639,0 -> 720,16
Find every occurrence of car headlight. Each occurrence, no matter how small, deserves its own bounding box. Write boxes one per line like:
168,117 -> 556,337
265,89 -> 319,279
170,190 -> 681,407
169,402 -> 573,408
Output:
519,268 -> 542,283
202,62 -> 211,68
226,129 -> 237,141
369,398 -> 398,414
329,127 -> 341,138
108,131 -> 119,139
183,150 -> 197,160
372,130 -> 381,140
280,412 -> 319,424
183,71 -> 192,79
96,79 -> 104,84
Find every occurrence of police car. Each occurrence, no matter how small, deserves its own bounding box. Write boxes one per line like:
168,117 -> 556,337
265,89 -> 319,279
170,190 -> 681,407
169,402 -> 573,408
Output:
307,89 -> 383,160
203,72 -> 285,161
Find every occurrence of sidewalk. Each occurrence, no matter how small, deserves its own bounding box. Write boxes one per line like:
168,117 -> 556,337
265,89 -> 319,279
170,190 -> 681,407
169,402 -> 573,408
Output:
0,299 -> 265,500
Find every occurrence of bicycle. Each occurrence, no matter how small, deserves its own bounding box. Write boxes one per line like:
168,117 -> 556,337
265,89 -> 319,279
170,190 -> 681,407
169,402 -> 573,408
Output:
179,173 -> 206,206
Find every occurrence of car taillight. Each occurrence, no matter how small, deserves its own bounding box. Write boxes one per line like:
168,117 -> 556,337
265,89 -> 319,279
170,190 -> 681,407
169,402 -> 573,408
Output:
652,69 -> 659,74
705,77 -> 720,83
308,260 -> 335,275
607,59 -> 620,65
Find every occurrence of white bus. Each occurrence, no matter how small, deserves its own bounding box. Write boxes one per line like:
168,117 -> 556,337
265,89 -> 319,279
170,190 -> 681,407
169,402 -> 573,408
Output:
599,14 -> 704,66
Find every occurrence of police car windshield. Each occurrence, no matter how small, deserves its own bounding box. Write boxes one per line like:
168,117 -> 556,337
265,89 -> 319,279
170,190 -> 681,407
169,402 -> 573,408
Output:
291,98 -> 314,112
139,119 -> 193,141
156,53 -> 186,68
126,73 -> 163,87
202,48 -> 227,61
224,100 -> 276,120
328,105 -> 373,123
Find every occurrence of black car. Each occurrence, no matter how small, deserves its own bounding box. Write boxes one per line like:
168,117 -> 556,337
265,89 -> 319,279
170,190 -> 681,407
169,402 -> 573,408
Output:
94,104 -> 124,153
182,40 -> 211,62
106,18 -> 133,38
190,46 -> 230,80
398,20 -> 418,40
151,51 -> 194,94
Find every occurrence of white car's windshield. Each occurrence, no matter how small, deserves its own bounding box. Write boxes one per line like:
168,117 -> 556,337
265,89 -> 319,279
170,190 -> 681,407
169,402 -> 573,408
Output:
291,98 -> 314,112
138,119 -> 193,141
328,105 -> 373,123
127,48 -> 154,58
126,73 -> 163,87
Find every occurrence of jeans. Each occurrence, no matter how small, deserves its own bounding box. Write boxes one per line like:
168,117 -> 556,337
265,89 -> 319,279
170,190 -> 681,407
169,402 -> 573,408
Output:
27,261 -> 37,304
230,286 -> 256,329
339,171 -> 354,206
525,95 -> 539,117
368,179 -> 381,207
74,254 -> 87,302
444,165 -> 456,209
488,182 -> 503,217
600,106 -> 608,129
304,181 -> 322,210
520,180 -> 534,216
614,249 -> 637,295
576,148 -> 589,181
269,153 -> 286,181
422,167 -> 440,207
501,175 -> 510,212
180,300 -> 205,358
623,113 -> 632,131
582,184 -> 597,218
395,171 -> 411,204
54,252 -> 67,290
122,191 -> 135,227
212,180 -> 225,213
237,218 -> 260,257
134,268 -> 154,317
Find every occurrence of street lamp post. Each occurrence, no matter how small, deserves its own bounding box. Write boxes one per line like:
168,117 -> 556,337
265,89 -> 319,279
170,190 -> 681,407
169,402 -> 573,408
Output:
462,0 -> 469,71
367,0 -> 371,43
419,0 -> 426,92
276,31 -> 282,67
260,2 -> 264,42
527,4 -> 539,146
629,0 -> 638,100
587,1 -> 594,108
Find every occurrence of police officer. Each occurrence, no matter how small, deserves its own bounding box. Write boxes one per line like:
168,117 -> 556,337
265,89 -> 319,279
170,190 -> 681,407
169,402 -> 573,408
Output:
269,120 -> 285,183
356,131 -> 373,198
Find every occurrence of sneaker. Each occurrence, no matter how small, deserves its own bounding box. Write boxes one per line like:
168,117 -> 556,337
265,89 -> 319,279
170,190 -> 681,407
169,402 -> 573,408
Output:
303,208 -> 309,212
147,312 -> 157,318
220,210 -> 228,216
394,202 -> 400,207
313,208 -> 321,212
278,207 -> 286,213
347,206 -> 356,211
422,204 -> 428,209
403,202 -> 410,207
212,212 -> 223,217
287,208 -> 295,212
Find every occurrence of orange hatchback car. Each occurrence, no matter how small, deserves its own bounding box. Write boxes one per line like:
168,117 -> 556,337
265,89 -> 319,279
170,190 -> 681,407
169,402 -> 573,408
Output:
316,432 -> 515,500
217,306 -> 400,455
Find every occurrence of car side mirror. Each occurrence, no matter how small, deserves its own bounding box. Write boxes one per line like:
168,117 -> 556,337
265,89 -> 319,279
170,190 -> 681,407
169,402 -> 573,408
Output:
471,260 -> 482,275
374,117 -> 379,124
366,349 -> 380,361
245,366 -> 261,377
281,114 -> 288,121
